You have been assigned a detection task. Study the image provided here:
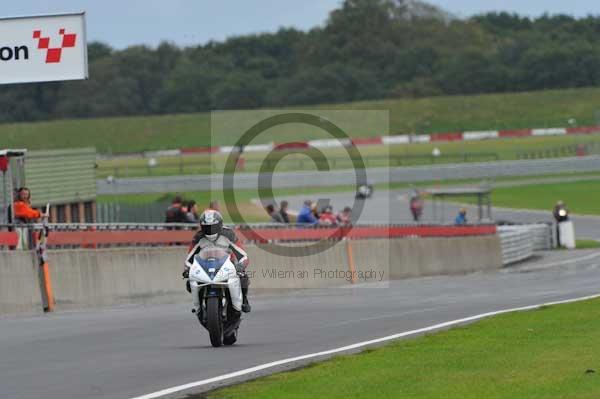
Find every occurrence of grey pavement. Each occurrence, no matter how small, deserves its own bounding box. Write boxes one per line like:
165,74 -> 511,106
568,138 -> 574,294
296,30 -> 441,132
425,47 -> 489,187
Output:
1,250 -> 600,399
97,156 -> 600,194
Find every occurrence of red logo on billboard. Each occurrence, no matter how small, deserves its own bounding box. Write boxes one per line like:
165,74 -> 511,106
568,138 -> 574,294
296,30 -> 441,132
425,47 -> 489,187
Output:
32,29 -> 77,63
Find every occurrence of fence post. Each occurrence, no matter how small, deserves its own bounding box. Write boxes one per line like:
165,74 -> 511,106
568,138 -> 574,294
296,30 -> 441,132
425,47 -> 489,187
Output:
345,238 -> 358,284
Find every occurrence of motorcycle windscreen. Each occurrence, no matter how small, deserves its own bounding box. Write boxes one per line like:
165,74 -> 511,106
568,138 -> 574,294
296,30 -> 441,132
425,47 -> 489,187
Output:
195,247 -> 230,275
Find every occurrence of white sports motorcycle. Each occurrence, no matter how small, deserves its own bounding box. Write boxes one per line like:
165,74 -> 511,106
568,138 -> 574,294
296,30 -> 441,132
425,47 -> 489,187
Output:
185,246 -> 243,347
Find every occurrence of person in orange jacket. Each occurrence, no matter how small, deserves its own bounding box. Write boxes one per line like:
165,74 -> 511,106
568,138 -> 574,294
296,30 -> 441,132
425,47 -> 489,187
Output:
13,187 -> 42,223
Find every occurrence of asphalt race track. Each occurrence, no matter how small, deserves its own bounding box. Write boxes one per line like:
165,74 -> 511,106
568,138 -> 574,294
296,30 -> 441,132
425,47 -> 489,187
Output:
1,250 -> 600,399
97,156 -> 600,194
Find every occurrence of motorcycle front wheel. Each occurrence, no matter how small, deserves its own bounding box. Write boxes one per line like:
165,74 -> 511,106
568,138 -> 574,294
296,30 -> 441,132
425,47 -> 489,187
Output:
207,296 -> 223,347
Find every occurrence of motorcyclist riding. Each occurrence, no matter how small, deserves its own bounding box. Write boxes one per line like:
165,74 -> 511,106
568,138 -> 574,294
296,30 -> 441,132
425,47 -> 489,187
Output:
183,210 -> 251,313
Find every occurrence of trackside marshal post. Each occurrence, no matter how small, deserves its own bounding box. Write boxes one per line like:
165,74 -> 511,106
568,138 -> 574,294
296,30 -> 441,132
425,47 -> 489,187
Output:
0,12 -> 88,84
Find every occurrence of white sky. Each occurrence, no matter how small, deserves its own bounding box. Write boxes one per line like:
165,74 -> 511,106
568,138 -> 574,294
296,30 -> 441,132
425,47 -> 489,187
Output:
3,1 -> 600,49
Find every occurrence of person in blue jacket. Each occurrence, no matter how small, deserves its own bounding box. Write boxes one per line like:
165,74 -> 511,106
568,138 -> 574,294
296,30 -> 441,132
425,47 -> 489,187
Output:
297,200 -> 318,224
454,208 -> 467,225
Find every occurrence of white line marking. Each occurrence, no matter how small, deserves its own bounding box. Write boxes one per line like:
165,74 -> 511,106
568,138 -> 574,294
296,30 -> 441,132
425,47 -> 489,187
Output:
527,252 -> 600,270
129,293 -> 600,399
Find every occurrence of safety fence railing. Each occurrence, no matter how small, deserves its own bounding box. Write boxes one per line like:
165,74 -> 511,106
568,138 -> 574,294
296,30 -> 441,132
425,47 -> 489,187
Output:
498,228 -> 534,265
0,223 -> 498,250
497,223 -> 553,265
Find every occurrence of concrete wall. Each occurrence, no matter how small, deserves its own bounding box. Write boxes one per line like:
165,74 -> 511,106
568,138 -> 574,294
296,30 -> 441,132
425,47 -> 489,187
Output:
47,248 -> 188,310
1,235 -> 503,313
245,242 -> 350,290
0,251 -> 43,315
352,236 -> 502,280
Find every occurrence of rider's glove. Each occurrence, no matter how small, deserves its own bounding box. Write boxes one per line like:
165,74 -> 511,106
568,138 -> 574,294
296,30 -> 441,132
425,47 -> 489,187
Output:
182,269 -> 189,279
235,262 -> 245,274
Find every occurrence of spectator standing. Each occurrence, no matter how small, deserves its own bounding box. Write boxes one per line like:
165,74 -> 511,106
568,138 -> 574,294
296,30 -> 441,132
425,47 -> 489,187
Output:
165,195 -> 186,223
185,200 -> 199,223
297,200 -> 318,225
13,187 -> 42,223
311,202 -> 320,220
454,208 -> 467,225
318,205 -> 337,225
279,200 -> 290,223
266,204 -> 285,223
337,206 -> 352,226
208,200 -> 220,212
409,190 -> 424,222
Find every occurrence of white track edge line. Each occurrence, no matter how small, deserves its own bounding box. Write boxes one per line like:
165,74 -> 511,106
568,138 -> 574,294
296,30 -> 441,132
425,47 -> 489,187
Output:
129,293 -> 600,399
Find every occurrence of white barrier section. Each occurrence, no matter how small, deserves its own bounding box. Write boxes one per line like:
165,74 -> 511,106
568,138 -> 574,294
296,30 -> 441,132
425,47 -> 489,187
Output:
219,146 -> 238,154
144,150 -> 181,158
558,221 -> 576,249
411,134 -> 431,143
308,138 -> 351,148
463,131 -> 499,141
532,128 -> 567,136
243,143 -> 274,152
0,12 -> 88,84
382,135 -> 410,145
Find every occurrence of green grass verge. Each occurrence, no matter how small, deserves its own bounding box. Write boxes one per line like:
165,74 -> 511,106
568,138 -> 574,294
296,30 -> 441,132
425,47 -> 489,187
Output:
97,172 -> 600,223
576,240 -> 600,249
4,87 -> 600,154
207,298 -> 600,399
473,180 -> 600,215
96,134 -> 600,178
98,171 -> 600,205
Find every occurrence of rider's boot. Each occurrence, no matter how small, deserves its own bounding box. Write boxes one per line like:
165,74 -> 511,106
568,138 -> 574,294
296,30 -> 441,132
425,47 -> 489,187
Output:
242,287 -> 251,313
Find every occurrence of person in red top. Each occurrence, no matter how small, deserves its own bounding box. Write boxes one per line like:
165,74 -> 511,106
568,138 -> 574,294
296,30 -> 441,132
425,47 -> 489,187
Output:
336,206 -> 352,226
318,205 -> 338,226
13,187 -> 41,223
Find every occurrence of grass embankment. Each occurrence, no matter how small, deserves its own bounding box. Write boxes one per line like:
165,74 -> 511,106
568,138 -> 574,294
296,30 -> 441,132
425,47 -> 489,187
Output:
96,134 -> 600,178
471,180 -> 600,216
207,298 -> 600,399
576,240 -> 600,249
3,87 -> 600,154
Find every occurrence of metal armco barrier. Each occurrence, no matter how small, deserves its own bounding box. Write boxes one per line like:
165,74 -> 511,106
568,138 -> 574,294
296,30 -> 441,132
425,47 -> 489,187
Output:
503,223 -> 553,251
0,223 -> 497,249
496,224 -> 553,265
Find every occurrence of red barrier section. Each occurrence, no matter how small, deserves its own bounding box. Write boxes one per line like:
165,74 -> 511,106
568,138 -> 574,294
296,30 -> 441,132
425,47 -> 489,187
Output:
1,225 -> 497,248
430,132 -> 463,142
46,230 -> 194,246
236,225 -> 497,243
0,231 -> 19,247
566,126 -> 600,135
498,129 -> 532,138
274,142 -> 310,151
350,137 -> 383,146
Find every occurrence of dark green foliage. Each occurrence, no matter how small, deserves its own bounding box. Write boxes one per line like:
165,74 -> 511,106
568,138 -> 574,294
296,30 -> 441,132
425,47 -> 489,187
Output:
3,1 -> 600,123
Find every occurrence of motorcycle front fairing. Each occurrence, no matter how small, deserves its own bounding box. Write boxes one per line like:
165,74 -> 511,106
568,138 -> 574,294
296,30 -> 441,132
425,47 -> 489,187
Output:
187,249 -> 243,312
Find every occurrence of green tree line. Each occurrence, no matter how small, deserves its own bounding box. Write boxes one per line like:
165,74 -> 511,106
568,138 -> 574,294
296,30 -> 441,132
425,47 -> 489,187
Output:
2,0 -> 600,123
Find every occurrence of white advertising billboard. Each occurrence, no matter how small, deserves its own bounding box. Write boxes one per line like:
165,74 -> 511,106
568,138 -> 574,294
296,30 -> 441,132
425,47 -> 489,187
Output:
0,12 -> 88,84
